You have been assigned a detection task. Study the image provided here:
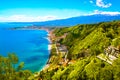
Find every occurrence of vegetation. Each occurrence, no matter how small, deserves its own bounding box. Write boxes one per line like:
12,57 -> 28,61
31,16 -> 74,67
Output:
54,21 -> 120,59
0,53 -> 32,80
1,21 -> 120,80
38,21 -> 120,80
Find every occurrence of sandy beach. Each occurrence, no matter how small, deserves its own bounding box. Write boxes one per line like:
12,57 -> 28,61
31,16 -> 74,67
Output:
48,44 -> 52,50
34,31 -> 52,78
41,31 -> 52,70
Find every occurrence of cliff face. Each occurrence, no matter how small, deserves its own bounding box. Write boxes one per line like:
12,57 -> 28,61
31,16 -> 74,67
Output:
38,21 -> 120,80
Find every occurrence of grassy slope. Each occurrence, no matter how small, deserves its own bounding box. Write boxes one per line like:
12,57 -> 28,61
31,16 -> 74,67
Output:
38,21 -> 120,80
54,21 -> 120,59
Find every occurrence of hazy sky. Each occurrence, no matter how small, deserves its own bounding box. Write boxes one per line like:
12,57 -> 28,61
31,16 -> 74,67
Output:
0,0 -> 120,22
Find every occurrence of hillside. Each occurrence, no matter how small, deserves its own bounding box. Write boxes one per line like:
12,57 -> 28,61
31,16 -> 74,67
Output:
37,21 -> 120,80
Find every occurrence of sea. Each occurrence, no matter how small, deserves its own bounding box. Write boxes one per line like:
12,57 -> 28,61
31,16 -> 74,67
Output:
0,23 -> 50,72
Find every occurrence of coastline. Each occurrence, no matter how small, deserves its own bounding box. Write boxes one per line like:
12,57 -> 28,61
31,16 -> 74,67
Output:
38,29 -> 52,72
42,32 -> 52,70
47,30 -> 52,51
8,28 -> 52,72
33,29 -> 52,78
43,30 -> 52,69
30,29 -> 53,79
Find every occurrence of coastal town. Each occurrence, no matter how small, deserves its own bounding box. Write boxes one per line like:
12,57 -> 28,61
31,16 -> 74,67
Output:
6,22 -> 120,80
1,0 -> 120,79
9,25 -> 120,68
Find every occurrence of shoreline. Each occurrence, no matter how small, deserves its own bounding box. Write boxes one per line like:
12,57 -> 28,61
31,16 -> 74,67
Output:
37,29 -> 52,73
43,30 -> 52,69
46,30 -> 52,51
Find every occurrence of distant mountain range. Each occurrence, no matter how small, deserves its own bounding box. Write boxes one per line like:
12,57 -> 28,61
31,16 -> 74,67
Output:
1,14 -> 120,27
33,14 -> 120,27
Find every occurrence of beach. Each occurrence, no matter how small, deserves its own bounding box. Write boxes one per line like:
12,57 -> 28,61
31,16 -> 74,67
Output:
43,30 -> 52,68
34,30 -> 52,78
37,29 -> 52,72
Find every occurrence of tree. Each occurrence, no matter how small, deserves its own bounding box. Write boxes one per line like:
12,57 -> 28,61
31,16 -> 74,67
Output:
0,53 -> 32,80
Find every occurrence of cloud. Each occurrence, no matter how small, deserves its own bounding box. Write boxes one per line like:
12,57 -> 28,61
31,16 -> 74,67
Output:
92,10 -> 120,15
0,15 -> 58,22
82,10 -> 120,16
0,9 -> 120,22
0,9 -> 85,22
96,0 -> 112,8
90,0 -> 93,3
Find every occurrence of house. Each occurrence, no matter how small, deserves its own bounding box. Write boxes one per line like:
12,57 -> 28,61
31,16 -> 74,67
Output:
104,46 -> 120,57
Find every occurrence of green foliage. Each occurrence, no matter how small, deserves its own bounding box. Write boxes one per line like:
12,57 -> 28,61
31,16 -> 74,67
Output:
39,21 -> 120,80
8,53 -> 18,64
112,57 -> 120,80
0,54 -> 32,80
39,53 -> 120,80
17,62 -> 24,71
111,37 -> 120,47
67,59 -> 90,80
52,65 -> 74,80
54,27 -> 71,37
54,21 -> 120,60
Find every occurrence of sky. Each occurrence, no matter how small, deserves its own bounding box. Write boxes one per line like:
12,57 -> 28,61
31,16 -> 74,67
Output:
0,0 -> 120,22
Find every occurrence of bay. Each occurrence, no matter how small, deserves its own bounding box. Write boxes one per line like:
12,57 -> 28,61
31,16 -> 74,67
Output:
0,25 -> 50,72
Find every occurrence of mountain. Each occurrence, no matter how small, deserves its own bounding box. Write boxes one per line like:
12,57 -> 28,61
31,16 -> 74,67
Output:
38,21 -> 120,80
1,14 -> 120,27
33,14 -> 120,26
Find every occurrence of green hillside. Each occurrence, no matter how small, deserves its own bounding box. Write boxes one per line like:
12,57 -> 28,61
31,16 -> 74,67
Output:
38,21 -> 120,80
54,21 -> 120,59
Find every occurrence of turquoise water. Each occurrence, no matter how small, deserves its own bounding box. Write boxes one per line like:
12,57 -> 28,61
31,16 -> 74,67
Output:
0,26 -> 50,72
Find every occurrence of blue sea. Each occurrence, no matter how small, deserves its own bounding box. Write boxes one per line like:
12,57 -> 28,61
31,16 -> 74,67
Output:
0,23 -> 50,72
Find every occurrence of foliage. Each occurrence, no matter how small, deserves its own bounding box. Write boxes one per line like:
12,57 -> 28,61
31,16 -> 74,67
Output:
54,21 -> 120,59
39,21 -> 120,80
0,53 -> 32,80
